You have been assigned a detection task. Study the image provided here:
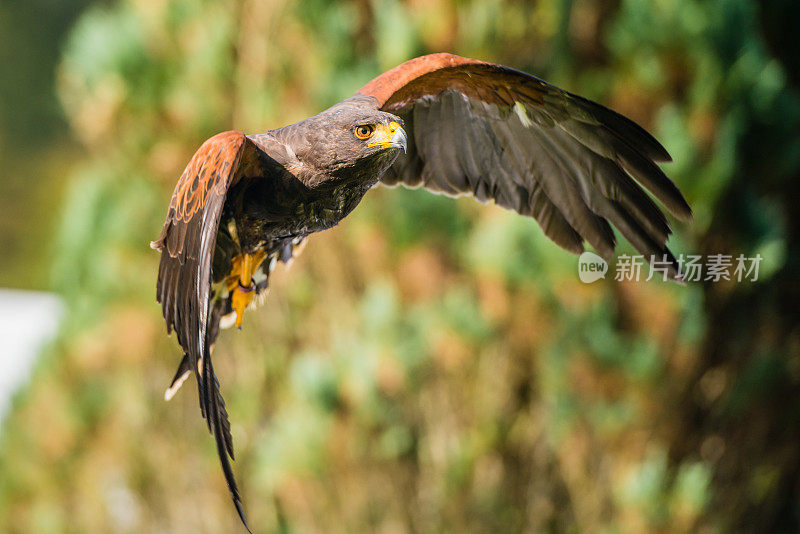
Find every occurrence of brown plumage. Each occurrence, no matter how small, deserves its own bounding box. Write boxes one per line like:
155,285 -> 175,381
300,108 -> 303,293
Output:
152,53 -> 691,529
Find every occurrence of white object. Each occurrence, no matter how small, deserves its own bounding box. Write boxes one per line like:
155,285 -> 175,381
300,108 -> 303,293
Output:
0,288 -> 63,427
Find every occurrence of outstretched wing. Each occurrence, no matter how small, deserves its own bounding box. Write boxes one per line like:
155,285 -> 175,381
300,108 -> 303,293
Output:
358,53 -> 691,278
151,131 -> 254,530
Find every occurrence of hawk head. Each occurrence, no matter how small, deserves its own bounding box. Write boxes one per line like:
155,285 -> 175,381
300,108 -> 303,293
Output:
273,95 -> 407,186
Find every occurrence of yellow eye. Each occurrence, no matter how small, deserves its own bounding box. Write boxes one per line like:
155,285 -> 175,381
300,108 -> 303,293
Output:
354,125 -> 374,139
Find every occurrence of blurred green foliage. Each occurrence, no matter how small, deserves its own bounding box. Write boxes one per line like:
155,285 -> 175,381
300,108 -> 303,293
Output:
1,0 -> 799,532
0,0 -> 93,288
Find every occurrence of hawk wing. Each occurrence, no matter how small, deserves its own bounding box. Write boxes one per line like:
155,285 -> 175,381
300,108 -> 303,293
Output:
151,131 -> 254,530
358,53 -> 691,278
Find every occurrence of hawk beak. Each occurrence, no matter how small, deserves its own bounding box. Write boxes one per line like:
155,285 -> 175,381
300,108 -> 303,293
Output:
391,125 -> 408,153
368,121 -> 407,153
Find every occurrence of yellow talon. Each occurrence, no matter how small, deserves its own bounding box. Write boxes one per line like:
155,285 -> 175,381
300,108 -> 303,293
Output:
227,251 -> 267,329
232,282 -> 255,329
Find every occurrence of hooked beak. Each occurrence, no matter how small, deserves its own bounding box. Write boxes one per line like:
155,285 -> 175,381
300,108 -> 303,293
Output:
390,125 -> 408,153
368,121 -> 407,153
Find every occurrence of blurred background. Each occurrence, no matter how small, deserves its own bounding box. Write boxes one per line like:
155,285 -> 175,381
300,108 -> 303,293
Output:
1,0 -> 799,532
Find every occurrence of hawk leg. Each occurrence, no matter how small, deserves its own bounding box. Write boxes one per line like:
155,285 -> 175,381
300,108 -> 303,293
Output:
228,250 -> 267,329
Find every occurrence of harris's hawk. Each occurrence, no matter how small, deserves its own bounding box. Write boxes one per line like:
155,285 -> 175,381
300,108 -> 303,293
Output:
152,53 -> 691,529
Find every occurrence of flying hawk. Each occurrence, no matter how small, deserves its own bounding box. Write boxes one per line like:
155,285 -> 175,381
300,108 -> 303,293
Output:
151,53 -> 691,530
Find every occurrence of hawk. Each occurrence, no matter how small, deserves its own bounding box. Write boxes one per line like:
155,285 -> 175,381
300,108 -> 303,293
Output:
151,53 -> 691,529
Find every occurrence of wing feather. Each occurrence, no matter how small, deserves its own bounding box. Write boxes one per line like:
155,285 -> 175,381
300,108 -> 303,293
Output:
360,54 -> 691,277
152,131 -> 254,530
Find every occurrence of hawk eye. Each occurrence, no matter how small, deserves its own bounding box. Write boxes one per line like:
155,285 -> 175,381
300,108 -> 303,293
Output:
354,125 -> 375,139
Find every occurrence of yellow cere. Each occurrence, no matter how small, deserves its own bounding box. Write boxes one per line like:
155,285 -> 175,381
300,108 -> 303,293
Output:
367,121 -> 402,148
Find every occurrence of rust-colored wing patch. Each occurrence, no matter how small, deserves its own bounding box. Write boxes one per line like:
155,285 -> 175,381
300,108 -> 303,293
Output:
358,53 -> 483,107
357,53 -> 548,112
157,131 -> 247,236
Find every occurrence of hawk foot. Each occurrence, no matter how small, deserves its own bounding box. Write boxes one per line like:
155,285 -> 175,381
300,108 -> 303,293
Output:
228,251 -> 267,329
